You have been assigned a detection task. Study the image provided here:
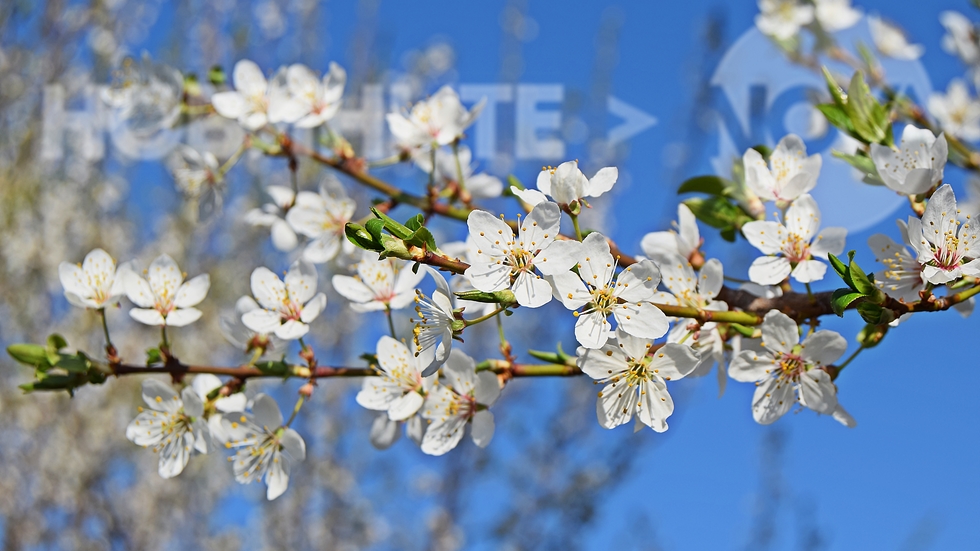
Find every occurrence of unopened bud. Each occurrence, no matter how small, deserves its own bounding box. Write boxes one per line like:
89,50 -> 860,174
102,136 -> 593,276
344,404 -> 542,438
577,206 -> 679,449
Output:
299,383 -> 315,398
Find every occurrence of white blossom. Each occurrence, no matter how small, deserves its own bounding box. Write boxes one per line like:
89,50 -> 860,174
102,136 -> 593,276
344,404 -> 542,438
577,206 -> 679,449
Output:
905,184 -> 980,284
285,62 -> 347,128
356,336 -> 434,421
578,329 -> 700,432
369,413 -> 426,450
742,194 -> 847,285
332,254 -> 426,312
650,254 -> 730,393
123,254 -> 210,327
220,394 -> 306,500
640,203 -> 701,261
241,260 -> 327,340
219,296 -> 285,354
755,0 -> 814,41
742,135 -> 822,203
125,379 -> 212,479
551,232 -> 669,349
813,0 -> 861,32
285,182 -> 356,263
420,348 -> 500,456
729,311 -> 850,425
211,59 -> 303,131
870,126 -> 948,196
511,160 -> 617,207
386,86 -> 484,151
869,15 -> 924,60
102,56 -> 183,136
191,374 -> 248,444
167,146 -> 223,219
464,202 -> 581,308
244,185 -> 304,252
440,240 -> 498,317
413,145 -> 504,198
59,248 -> 134,310
412,267 -> 459,377
868,220 -> 925,302
940,11 -> 980,67
928,79 -> 980,141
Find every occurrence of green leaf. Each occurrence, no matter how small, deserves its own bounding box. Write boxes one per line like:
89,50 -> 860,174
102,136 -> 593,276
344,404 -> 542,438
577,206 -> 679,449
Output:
145,347 -> 163,366
506,175 -> 525,191
55,353 -> 91,374
816,103 -> 854,133
19,375 -> 78,393
857,323 -> 888,348
821,66 -> 847,108
7,344 -> 51,369
255,361 -> 290,377
345,222 -> 384,252
47,334 -> 68,352
750,144 -> 772,160
683,197 -> 752,230
846,71 -> 887,143
832,151 -> 884,185
856,302 -> 885,324
677,175 -> 733,196
371,208 -> 413,240
365,219 -> 385,241
208,65 -> 226,85
848,257 -> 878,296
831,289 -> 864,317
404,213 -> 425,232
405,226 -> 438,252
828,252 -> 849,281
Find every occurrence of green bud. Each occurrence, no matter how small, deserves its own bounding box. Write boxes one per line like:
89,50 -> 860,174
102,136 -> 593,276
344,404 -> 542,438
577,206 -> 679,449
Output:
379,235 -> 412,261
7,344 -> 51,369
857,324 -> 888,349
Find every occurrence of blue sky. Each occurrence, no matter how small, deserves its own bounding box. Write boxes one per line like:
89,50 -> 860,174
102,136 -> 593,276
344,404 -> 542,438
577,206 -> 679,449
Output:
107,0 -> 980,548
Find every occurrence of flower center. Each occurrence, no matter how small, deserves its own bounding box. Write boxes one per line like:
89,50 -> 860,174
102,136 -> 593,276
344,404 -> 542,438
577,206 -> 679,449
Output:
782,232 -> 811,263
777,352 -> 806,381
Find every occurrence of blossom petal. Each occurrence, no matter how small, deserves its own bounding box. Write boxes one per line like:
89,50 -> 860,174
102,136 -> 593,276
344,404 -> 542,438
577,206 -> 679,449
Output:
388,392 -> 424,421
785,194 -> 820,241
250,267 -> 287,310
761,310 -> 799,355
211,91 -> 246,119
369,414 -> 401,449
596,381 -> 638,429
614,301 -> 669,340
165,308 -> 202,327
810,227 -> 848,258
123,271 -> 157,308
252,394 -> 283,429
800,330 -> 847,366
585,166 -> 617,198
729,350 -> 777,383
798,369 -> 838,415
142,379 -> 181,412
286,260 -> 318,304
742,221 -> 787,255
751,377 -> 794,425
275,319 -> 309,340
471,410 -> 495,447
174,274 -> 210,308
130,308 -> 166,326
242,309 -> 282,334
699,258 -> 724,298
791,259 -> 827,283
280,428 -> 306,461
636,379 -> 672,432
649,343 -> 701,381
534,239 -> 582,276
575,311 -> 613,349
519,202 -> 561,252
506,271 -> 547,307
299,293 -> 326,324
749,255 -> 792,285
265,459 -> 290,500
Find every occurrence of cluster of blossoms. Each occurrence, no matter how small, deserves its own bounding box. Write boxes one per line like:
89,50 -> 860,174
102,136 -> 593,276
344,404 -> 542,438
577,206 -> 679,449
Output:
38,28 -> 980,503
